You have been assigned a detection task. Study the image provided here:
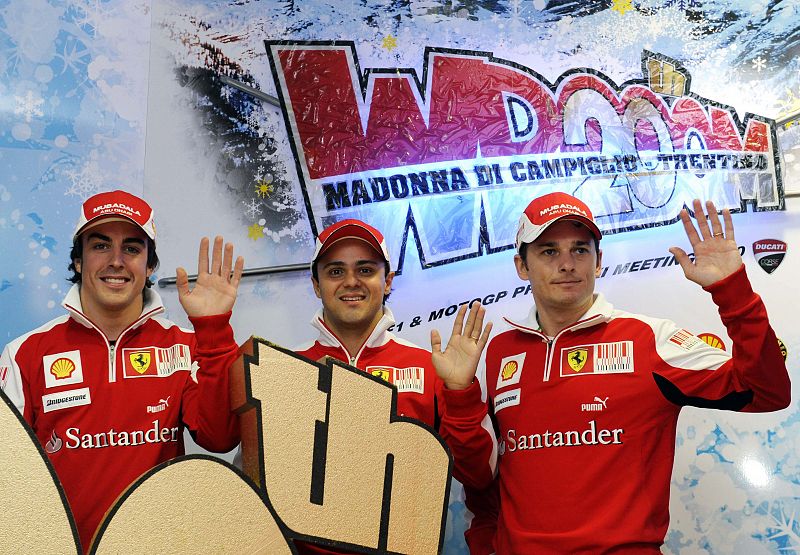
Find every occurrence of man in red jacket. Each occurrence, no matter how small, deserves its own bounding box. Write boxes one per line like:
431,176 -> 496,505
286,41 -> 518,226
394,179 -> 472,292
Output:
432,193 -> 791,553
294,218 -> 496,554
0,190 -> 243,552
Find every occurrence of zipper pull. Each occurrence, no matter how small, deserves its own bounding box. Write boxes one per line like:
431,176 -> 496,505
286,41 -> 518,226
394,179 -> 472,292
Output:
108,343 -> 116,382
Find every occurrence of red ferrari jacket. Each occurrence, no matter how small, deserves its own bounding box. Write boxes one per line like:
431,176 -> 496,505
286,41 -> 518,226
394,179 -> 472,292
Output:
441,266 -> 790,554
0,285 -> 240,552
295,307 -> 496,555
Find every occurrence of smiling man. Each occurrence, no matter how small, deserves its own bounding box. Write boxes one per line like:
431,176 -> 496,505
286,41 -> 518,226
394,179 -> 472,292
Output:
432,192 -> 791,553
0,190 -> 243,552
294,219 -> 496,555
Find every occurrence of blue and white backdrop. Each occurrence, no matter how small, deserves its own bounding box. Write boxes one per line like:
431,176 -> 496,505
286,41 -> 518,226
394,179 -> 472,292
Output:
1,1 -> 799,552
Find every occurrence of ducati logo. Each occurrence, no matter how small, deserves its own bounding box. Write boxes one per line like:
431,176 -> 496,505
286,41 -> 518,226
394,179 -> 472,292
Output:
129,352 -> 152,374
567,348 -> 588,372
752,239 -> 786,274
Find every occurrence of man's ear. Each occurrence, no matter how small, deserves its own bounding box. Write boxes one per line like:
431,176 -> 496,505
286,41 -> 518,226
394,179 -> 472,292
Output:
595,249 -> 603,277
311,277 -> 322,299
514,254 -> 529,280
384,271 -> 395,296
74,259 -> 82,274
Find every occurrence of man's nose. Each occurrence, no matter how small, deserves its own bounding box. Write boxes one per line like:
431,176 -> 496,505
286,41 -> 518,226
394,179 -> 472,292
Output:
109,246 -> 125,267
558,252 -> 577,271
343,269 -> 360,286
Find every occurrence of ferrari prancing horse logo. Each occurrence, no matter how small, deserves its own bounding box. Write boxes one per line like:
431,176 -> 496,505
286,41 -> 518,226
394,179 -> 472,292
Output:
567,348 -> 588,372
130,352 -> 151,374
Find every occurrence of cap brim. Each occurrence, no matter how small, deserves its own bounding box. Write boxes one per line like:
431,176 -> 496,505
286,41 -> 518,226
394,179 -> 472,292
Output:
74,215 -> 153,242
518,215 -> 601,247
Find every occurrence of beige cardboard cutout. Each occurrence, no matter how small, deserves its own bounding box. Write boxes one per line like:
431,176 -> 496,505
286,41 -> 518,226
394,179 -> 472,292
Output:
1,338 -> 451,554
232,338 -> 452,554
0,391 -> 80,553
92,456 -> 291,554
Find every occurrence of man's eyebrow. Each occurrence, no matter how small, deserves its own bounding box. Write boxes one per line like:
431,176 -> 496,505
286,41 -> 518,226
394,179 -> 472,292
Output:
534,239 -> 591,247
85,232 -> 145,245
87,232 -> 111,242
321,259 -> 380,268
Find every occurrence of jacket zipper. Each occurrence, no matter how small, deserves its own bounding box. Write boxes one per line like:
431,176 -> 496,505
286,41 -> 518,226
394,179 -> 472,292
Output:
108,342 -> 116,383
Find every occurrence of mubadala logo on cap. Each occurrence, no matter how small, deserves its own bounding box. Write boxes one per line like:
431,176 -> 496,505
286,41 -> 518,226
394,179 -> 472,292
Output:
752,239 -> 786,274
93,203 -> 142,216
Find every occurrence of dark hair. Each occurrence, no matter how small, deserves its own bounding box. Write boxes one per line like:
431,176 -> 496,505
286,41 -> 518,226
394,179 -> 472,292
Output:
311,259 -> 392,303
68,237 -> 159,288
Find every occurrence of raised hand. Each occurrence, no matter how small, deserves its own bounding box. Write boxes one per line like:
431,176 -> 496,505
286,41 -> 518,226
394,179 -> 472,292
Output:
668,199 -> 742,287
431,302 -> 493,391
176,236 -> 244,318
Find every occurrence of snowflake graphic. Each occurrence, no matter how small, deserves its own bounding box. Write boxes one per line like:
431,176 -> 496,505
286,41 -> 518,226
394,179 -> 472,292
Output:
255,178 -> 274,198
612,0 -> 634,15
14,91 -> 44,122
752,56 -> 767,72
381,35 -> 397,51
63,161 -> 103,198
54,36 -> 91,79
763,500 -> 800,551
247,222 -> 263,241
242,198 -> 262,220
73,0 -> 118,37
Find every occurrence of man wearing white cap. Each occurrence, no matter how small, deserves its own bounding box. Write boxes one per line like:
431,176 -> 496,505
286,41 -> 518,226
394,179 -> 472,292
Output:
294,218 -> 496,554
0,190 -> 243,552
432,192 -> 791,553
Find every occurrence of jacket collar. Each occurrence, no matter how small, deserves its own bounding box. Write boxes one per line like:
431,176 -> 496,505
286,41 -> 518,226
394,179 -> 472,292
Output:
503,293 -> 614,337
62,283 -> 165,334
310,306 -> 397,359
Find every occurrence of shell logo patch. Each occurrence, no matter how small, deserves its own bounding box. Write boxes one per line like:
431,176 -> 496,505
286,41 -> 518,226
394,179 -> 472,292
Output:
501,361 -> 518,381
42,350 -> 84,388
497,353 -> 525,389
566,348 -> 588,372
129,352 -> 152,374
698,333 -> 726,351
50,358 -> 76,380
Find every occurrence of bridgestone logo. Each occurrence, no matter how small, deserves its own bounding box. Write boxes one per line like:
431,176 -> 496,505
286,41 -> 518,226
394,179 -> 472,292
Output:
42,387 -> 92,413
47,394 -> 85,406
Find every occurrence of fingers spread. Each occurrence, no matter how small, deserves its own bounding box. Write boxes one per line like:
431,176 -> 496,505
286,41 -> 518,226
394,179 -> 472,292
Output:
451,303 -> 468,337
722,208 -> 735,241
692,198 -> 712,239
197,237 -> 210,276
430,329 -> 442,354
232,256 -> 245,288
211,236 -> 224,275
705,200 -> 724,238
175,267 -> 189,298
222,242 -> 234,277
